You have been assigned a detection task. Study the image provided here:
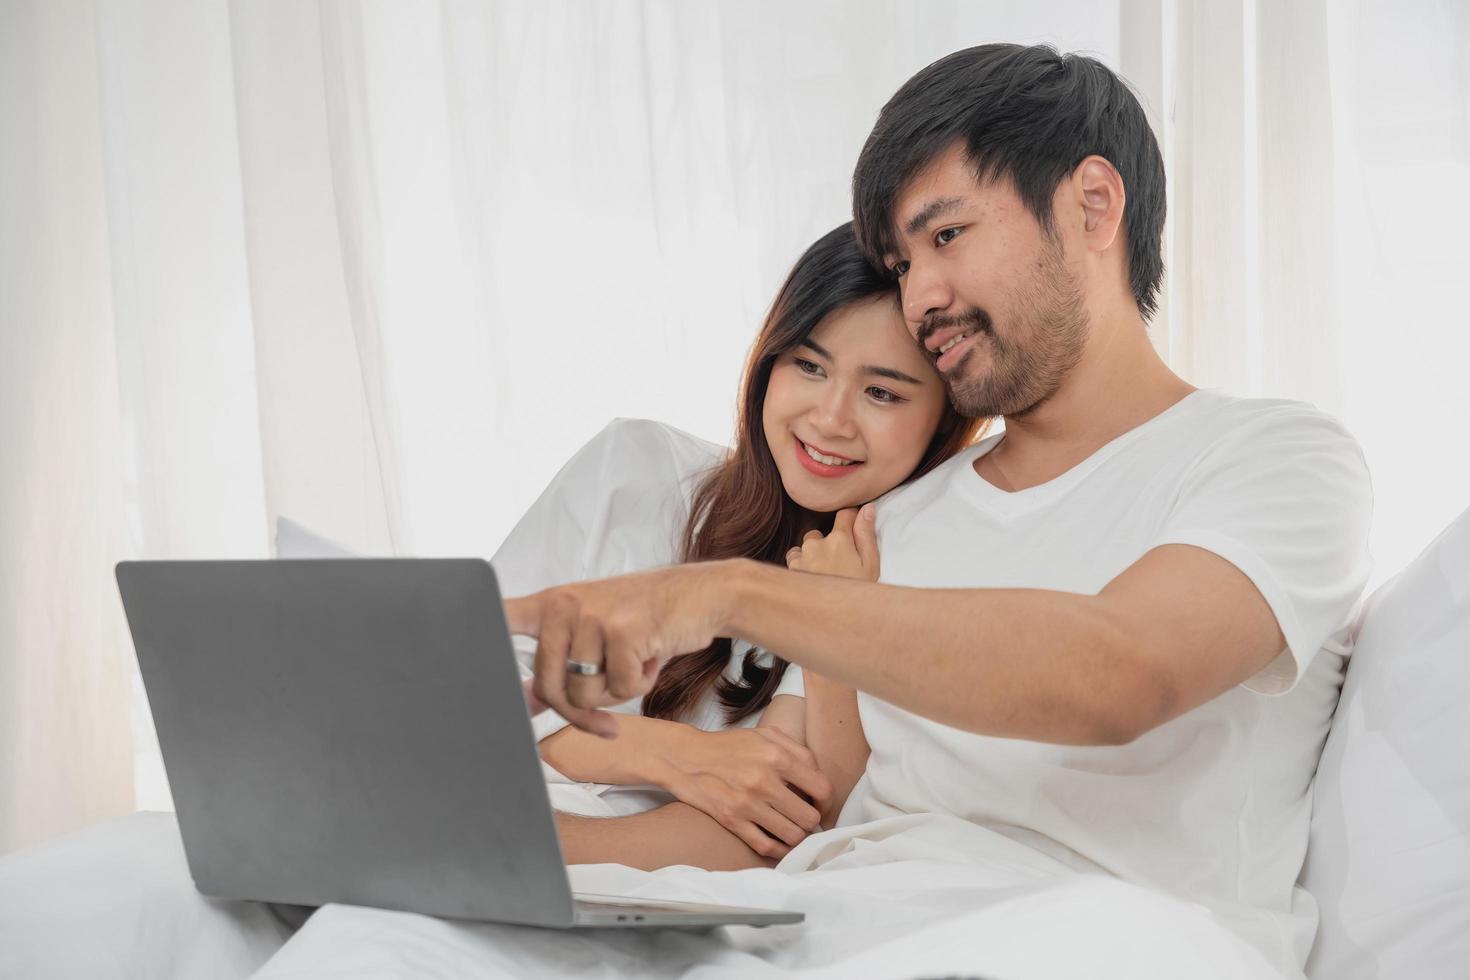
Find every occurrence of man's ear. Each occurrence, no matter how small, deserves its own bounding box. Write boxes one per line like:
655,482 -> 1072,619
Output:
1072,155 -> 1126,254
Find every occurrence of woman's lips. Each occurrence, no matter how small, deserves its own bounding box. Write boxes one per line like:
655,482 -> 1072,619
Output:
794,436 -> 864,479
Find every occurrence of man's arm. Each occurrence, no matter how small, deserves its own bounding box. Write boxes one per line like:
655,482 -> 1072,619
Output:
513,542 -> 1284,746
723,543 -> 1284,745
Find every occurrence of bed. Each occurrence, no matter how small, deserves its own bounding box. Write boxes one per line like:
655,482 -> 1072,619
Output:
2,504 -> 1466,979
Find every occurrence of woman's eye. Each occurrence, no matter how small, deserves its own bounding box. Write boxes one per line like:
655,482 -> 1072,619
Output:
891,259 -> 910,278
935,226 -> 962,247
794,357 -> 823,376
867,386 -> 902,404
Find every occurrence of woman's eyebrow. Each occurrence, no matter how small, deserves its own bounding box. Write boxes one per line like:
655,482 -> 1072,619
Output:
865,365 -> 923,385
798,340 -> 921,385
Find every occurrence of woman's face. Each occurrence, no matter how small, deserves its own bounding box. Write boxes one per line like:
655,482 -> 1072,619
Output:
762,294 -> 949,513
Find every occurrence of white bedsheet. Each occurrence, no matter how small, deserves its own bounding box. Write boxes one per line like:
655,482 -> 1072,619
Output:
0,808 -> 1289,979
249,811 -> 1287,980
0,811 -> 289,980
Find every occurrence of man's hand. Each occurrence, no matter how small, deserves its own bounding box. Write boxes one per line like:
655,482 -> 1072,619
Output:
505,562 -> 740,737
785,505 -> 880,581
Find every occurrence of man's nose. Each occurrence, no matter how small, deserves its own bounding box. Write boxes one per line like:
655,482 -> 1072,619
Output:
901,260 -> 954,334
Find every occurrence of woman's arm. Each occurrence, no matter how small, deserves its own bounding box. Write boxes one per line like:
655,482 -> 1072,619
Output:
798,674 -> 869,828
779,507 -> 875,826
757,688 -> 865,828
540,711 -> 830,859
556,803 -> 773,871
755,693 -> 805,743
539,713 -> 695,786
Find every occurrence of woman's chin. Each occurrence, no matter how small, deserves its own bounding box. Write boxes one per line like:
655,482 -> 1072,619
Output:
785,486 -> 865,514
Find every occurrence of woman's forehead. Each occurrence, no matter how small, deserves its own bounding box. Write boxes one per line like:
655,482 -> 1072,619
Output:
810,297 -> 932,374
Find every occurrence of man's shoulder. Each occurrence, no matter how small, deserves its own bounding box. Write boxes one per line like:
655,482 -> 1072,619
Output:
874,432 -> 992,520
1182,390 -> 1363,457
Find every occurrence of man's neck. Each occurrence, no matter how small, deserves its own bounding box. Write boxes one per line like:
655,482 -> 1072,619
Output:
978,317 -> 1194,493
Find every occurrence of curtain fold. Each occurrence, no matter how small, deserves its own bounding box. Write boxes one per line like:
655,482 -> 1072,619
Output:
0,0 -> 135,853
228,0 -> 401,557
1122,0 -> 1470,581
7,0 -> 1462,853
1128,0 -> 1339,412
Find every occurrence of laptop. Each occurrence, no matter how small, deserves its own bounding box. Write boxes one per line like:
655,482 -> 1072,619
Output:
115,557 -> 802,929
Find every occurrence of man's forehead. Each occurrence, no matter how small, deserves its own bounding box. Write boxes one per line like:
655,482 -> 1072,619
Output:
888,148 -> 1009,245
887,187 -> 984,256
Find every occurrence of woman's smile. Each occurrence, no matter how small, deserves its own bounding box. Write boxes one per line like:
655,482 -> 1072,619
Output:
793,436 -> 865,478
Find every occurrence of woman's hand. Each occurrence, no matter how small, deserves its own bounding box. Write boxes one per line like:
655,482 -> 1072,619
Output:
786,505 -> 880,581
653,726 -> 832,860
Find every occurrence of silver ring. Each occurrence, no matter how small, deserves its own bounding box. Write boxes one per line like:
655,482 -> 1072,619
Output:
566,659 -> 604,676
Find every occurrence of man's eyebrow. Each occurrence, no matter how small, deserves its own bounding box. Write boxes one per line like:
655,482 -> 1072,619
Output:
902,196 -> 966,237
798,340 -> 922,385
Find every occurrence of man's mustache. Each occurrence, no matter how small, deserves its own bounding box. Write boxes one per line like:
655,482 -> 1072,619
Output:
917,308 -> 992,351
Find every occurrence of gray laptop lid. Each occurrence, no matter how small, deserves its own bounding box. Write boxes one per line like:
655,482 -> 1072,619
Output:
116,558 -> 575,927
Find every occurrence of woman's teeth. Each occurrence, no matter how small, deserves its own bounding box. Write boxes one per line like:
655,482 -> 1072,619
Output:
803,442 -> 856,466
938,329 -> 975,355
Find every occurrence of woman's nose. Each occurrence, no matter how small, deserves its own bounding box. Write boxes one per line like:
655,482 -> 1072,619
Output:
810,387 -> 859,440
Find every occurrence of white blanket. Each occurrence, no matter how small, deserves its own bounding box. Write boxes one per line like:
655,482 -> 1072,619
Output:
0,811 -> 289,980
250,809 -> 1285,980
0,792 -> 1287,979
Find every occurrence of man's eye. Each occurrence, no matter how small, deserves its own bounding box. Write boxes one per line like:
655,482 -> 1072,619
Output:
935,226 -> 961,247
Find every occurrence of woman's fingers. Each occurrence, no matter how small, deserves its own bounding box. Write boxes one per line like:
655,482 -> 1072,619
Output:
756,807 -> 808,848
831,507 -> 859,537
778,759 -> 833,810
854,502 -> 880,572
759,726 -> 819,769
768,784 -> 823,832
735,822 -> 791,860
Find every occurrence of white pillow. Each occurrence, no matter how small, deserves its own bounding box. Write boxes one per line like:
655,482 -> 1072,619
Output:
274,516 -> 359,559
1303,505 -> 1470,979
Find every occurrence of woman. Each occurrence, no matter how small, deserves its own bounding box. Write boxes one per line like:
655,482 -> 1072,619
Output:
492,222 -> 985,860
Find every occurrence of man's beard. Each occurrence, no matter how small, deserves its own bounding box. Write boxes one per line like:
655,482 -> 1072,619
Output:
925,242 -> 1088,419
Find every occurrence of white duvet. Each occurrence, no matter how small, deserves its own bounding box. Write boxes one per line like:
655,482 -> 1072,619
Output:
248,801 -> 1284,980
0,811 -> 289,980
0,806 -> 1287,979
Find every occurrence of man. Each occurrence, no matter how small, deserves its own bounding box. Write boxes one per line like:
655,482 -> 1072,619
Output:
514,43 -> 1371,975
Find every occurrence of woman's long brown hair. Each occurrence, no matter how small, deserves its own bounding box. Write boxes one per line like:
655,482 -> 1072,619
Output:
640,223 -> 988,726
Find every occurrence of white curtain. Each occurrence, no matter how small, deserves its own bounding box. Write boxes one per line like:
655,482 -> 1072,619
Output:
3,0 -> 1464,853
1123,0 -> 1470,583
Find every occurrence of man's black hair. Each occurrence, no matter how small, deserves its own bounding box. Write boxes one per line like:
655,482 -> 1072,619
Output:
852,43 -> 1167,320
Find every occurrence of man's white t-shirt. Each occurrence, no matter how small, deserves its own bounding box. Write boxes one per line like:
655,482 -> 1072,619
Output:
840,388 -> 1372,973
491,418 -> 804,812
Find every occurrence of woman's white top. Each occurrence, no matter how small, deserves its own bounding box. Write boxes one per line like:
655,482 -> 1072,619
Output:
490,418 -> 804,746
